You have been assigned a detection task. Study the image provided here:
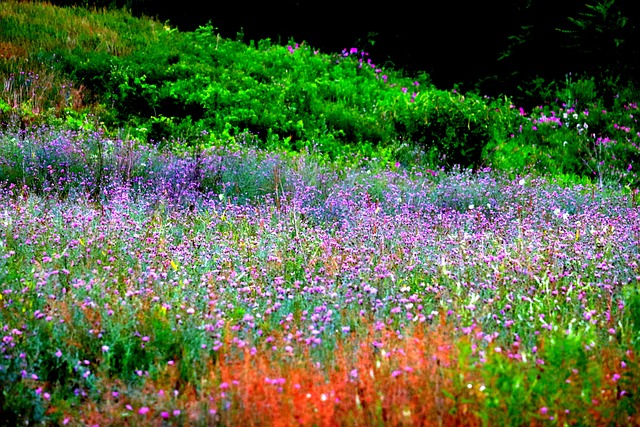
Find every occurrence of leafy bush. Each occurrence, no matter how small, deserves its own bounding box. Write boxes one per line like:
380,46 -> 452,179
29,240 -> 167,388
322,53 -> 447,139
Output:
486,74 -> 640,187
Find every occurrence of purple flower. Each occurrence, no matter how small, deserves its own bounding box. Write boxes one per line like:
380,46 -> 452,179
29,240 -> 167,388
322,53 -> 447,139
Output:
138,407 -> 149,415
540,407 -> 548,415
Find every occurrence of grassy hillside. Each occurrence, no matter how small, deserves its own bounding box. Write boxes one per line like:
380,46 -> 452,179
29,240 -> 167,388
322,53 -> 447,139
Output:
2,1 -> 640,186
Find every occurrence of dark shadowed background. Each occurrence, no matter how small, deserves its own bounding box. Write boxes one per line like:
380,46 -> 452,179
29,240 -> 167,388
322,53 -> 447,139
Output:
35,0 -> 640,93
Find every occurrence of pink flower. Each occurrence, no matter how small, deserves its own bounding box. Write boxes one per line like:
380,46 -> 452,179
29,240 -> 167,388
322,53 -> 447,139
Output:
540,407 -> 548,415
138,406 -> 149,415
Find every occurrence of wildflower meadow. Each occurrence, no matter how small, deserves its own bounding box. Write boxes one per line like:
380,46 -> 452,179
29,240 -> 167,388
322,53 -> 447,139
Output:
1,1 -> 639,425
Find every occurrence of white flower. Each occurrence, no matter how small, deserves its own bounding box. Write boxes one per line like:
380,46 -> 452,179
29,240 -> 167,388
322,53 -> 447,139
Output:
468,204 -> 474,210
518,179 -> 525,186
563,141 -> 568,146
584,123 -> 589,129
573,113 -> 578,119
553,208 -> 561,216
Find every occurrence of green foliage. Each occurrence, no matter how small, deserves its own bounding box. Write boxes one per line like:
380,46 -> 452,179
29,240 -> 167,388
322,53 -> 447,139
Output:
390,90 -> 513,168
486,74 -> 640,187
1,0 -> 639,183
0,1 -> 516,168
623,284 -> 640,350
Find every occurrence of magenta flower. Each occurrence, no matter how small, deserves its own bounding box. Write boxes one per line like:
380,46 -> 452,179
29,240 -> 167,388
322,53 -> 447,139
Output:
540,407 -> 548,415
138,407 -> 149,415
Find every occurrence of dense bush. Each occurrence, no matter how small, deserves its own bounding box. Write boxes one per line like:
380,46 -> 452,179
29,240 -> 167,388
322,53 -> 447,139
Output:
486,74 -> 640,187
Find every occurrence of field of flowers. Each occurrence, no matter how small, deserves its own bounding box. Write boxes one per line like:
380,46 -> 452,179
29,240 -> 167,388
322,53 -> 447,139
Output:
1,125 -> 639,425
2,2 -> 640,424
